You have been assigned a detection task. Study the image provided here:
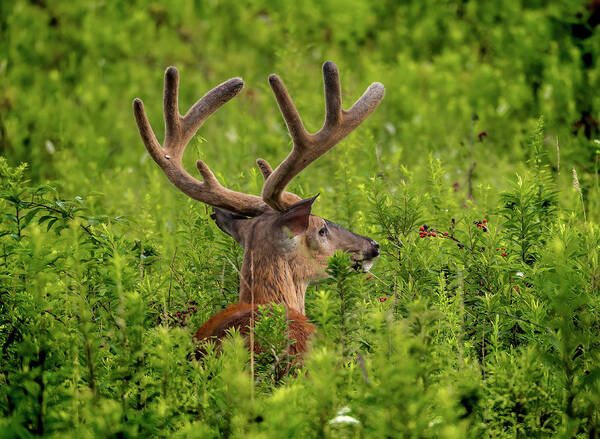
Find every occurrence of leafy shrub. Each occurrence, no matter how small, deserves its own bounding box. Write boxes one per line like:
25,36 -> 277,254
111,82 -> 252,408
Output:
1,0 -> 600,437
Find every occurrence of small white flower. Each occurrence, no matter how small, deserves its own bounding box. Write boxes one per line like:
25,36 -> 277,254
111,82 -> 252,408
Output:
516,272 -> 524,278
328,406 -> 360,425
428,417 -> 442,427
225,128 -> 238,143
328,415 -> 360,426
45,140 -> 55,154
337,406 -> 351,415
573,168 -> 581,192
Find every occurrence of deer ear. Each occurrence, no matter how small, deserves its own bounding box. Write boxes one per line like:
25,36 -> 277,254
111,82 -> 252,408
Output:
276,195 -> 318,236
211,208 -> 248,244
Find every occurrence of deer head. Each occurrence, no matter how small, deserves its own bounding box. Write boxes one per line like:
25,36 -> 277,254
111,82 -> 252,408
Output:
133,62 -> 384,314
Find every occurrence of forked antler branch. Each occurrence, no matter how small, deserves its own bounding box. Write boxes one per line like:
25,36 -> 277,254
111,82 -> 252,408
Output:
260,61 -> 385,211
133,63 -> 384,215
133,67 -> 270,216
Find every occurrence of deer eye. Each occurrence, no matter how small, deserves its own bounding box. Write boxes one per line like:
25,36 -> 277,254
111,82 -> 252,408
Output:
318,226 -> 328,237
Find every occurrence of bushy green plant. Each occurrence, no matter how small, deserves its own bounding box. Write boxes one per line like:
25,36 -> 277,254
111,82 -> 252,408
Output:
251,303 -> 298,388
2,0 -> 600,436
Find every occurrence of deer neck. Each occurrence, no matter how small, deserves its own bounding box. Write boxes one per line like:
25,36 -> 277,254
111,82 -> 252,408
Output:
238,251 -> 308,315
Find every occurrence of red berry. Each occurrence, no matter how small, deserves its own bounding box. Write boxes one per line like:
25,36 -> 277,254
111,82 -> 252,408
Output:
419,226 -> 425,231
428,232 -> 432,236
379,297 -> 387,302
431,232 -> 436,237
365,274 -> 373,281
502,252 -> 507,257
483,219 -> 487,223
480,281 -> 484,286
444,232 -> 448,236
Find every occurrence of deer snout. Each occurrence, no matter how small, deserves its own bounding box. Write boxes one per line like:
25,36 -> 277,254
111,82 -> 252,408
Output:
366,239 -> 379,259
348,238 -> 379,262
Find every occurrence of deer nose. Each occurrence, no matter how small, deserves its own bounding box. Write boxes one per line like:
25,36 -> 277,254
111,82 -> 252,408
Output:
368,239 -> 379,258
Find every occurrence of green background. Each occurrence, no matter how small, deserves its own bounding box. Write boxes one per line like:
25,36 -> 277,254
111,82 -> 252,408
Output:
1,1 -> 599,437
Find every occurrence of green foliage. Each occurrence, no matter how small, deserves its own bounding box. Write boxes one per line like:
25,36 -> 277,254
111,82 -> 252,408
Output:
252,304 -> 297,388
323,251 -> 365,358
1,0 -> 600,437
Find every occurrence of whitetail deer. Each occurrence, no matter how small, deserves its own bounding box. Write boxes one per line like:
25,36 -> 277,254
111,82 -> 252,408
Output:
133,61 -> 384,360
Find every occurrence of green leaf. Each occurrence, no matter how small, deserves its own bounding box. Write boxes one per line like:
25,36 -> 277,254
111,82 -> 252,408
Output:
38,215 -> 55,225
47,218 -> 59,231
21,208 -> 44,229
4,213 -> 17,224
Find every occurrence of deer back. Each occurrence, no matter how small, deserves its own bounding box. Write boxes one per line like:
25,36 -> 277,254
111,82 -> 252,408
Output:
193,303 -> 315,359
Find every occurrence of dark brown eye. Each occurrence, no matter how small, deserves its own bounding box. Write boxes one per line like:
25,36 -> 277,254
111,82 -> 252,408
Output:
319,226 -> 327,237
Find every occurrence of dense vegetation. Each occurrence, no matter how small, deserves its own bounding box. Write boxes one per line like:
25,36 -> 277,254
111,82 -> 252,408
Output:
2,0 -> 600,437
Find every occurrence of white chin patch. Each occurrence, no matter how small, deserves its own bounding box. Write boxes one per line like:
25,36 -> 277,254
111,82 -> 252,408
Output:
362,260 -> 373,272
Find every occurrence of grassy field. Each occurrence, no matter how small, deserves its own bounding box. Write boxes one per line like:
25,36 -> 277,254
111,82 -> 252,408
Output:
1,0 -> 600,437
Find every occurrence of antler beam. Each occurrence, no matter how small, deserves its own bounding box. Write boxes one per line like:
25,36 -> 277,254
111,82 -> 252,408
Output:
133,67 -> 270,216
134,63 -> 384,216
261,61 -> 385,211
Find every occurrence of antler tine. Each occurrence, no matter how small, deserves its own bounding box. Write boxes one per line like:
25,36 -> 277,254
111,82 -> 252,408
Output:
163,66 -> 181,147
133,66 -> 270,217
181,75 -> 246,142
262,61 -> 385,211
256,158 -> 302,206
267,75 -> 310,150
256,158 -> 273,180
323,62 -> 342,128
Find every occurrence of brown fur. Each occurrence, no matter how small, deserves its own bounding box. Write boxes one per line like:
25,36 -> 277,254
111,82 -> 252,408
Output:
196,207 -> 377,362
193,303 -> 315,359
230,213 -> 378,314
